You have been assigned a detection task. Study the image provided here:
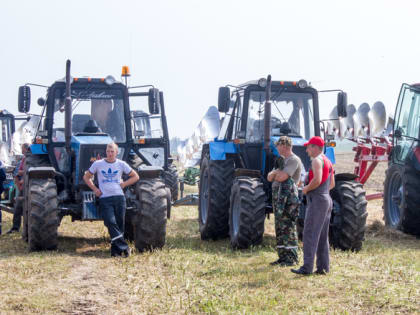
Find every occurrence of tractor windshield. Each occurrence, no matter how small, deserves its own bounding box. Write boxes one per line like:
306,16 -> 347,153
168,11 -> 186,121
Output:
0,116 -> 13,165
393,84 -> 420,161
129,95 -> 163,139
52,88 -> 126,143
247,91 -> 314,142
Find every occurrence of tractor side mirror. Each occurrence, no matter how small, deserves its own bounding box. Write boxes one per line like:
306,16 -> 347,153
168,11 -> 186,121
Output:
218,87 -> 230,113
18,86 -> 31,113
148,88 -> 160,115
37,97 -> 46,106
337,92 -> 347,117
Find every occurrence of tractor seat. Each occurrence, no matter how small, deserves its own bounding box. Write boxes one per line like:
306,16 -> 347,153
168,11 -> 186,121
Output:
83,120 -> 102,133
72,114 -> 91,134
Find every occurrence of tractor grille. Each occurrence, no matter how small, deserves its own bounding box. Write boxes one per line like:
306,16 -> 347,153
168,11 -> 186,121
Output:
292,146 -> 311,171
77,144 -> 107,186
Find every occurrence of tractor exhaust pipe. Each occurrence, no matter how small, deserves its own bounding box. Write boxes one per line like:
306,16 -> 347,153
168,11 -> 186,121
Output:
263,74 -> 272,151
65,59 -> 72,154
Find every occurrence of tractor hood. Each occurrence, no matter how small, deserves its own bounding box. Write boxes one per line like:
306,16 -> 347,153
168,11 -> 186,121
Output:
71,134 -> 114,186
71,134 -> 114,146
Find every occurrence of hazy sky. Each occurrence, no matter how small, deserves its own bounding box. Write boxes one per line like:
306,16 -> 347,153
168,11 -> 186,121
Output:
1,0 -> 419,139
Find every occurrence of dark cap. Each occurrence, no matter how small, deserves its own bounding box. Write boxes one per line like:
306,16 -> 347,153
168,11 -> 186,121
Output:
275,136 -> 292,147
304,136 -> 325,147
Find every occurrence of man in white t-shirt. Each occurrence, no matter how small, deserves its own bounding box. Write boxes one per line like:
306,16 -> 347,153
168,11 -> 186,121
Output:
83,142 -> 139,257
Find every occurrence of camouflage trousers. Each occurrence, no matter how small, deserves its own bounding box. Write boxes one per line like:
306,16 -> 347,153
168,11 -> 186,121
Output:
272,178 -> 300,263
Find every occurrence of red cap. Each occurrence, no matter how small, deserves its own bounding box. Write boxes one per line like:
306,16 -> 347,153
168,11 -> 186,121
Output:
304,136 -> 325,147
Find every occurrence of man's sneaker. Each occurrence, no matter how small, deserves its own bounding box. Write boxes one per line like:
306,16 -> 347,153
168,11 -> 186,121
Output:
314,269 -> 328,275
6,228 -> 19,234
291,267 -> 312,275
122,248 -> 131,258
270,259 -> 296,267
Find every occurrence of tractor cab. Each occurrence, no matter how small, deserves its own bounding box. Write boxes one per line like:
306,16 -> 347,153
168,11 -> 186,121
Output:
216,79 -> 322,174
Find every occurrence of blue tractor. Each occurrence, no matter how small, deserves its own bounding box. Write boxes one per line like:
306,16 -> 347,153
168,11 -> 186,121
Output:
17,60 -> 175,251
198,76 -> 368,251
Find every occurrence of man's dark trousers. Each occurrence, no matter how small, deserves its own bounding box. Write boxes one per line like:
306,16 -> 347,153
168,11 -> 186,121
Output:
99,195 -> 129,255
302,194 -> 332,273
11,193 -> 24,230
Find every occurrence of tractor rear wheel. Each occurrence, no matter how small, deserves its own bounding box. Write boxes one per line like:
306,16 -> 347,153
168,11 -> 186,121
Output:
27,178 -> 59,251
198,155 -> 234,240
400,163 -> 420,235
330,180 -> 367,251
133,178 -> 167,252
229,176 -> 266,249
164,164 -> 179,201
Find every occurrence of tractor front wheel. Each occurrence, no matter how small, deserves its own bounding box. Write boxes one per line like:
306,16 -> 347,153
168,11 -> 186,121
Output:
198,155 -> 234,240
26,178 -> 59,251
229,177 -> 266,249
133,178 -> 167,252
383,164 -> 404,229
330,180 -> 367,251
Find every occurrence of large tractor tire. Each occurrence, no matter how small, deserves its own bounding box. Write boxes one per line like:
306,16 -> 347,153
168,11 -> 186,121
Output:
164,164 -> 179,201
124,212 -> 135,242
330,180 -> 367,251
133,178 -> 167,252
229,176 -> 266,249
27,178 -> 59,251
198,155 -> 234,240
22,152 -> 51,242
383,164 -> 403,229
383,163 -> 420,235
400,163 -> 420,235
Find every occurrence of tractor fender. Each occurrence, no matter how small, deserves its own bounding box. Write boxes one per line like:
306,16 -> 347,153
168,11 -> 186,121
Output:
137,165 -> 163,179
334,172 -> 359,182
209,141 -> 237,161
27,167 -> 56,179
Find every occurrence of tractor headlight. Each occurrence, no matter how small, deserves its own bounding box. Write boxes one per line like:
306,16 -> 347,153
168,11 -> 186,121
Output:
105,75 -> 116,86
258,78 -> 267,88
298,79 -> 308,89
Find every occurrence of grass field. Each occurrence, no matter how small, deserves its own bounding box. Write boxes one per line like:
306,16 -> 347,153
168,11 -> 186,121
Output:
0,154 -> 419,314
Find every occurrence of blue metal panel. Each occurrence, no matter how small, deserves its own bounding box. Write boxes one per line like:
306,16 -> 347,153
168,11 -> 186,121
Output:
82,191 -> 102,220
209,141 -> 237,160
325,147 -> 336,164
30,144 -> 48,154
261,149 -> 266,173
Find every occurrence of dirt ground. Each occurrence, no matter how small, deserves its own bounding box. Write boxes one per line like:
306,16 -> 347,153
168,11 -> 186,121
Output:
0,153 -> 418,314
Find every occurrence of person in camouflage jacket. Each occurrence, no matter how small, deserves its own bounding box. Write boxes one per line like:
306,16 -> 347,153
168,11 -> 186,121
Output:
268,136 -> 302,266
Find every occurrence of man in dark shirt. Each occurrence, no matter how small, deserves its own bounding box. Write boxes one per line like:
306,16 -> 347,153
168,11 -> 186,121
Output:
6,143 -> 29,234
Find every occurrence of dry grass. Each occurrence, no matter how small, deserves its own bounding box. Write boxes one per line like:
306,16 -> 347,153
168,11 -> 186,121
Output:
0,154 -> 419,314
